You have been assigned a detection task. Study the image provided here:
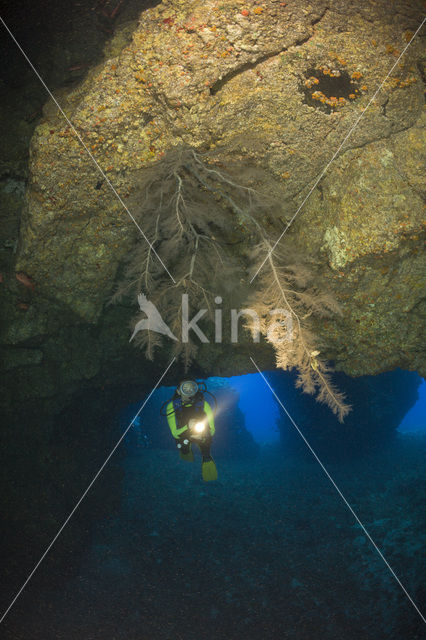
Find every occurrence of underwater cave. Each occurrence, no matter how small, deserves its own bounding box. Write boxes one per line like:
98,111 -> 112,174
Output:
0,1 -> 425,639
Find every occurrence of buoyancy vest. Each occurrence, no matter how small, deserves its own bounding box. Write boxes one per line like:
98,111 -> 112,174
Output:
172,391 -> 206,429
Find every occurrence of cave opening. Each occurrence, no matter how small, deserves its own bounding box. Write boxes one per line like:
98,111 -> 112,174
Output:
397,376 -> 426,433
118,368 -> 425,468
108,366 -> 426,511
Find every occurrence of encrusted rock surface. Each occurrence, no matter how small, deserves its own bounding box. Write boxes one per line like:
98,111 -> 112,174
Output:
1,0 -> 425,412
298,112 -> 425,376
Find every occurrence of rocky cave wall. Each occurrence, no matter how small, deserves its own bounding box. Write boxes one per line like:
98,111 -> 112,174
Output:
1,0 -> 424,420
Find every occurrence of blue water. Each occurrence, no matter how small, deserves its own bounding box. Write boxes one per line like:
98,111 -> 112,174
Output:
2,371 -> 425,640
226,373 -> 280,445
397,379 -> 426,433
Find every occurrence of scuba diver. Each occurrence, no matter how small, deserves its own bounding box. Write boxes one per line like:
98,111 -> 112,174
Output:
164,379 -> 218,482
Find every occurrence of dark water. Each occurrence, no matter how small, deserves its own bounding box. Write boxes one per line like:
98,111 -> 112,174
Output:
0,367 -> 424,637
2,429 -> 425,639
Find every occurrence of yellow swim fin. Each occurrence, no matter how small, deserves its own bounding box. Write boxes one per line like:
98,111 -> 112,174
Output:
202,458 -> 218,482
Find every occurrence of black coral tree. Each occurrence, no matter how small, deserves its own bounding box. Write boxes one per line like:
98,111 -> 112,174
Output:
110,146 -> 241,368
111,144 -> 351,420
246,239 -> 351,422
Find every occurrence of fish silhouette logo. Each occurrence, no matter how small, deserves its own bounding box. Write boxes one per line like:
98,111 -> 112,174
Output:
129,293 -> 178,342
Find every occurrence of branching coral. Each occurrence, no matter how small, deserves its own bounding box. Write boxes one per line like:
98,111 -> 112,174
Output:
110,145 -> 260,369
246,239 -> 351,422
111,144 -> 351,419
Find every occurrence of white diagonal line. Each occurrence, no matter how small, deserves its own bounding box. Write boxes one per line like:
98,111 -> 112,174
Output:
250,356 -> 426,624
250,16 -> 426,283
0,16 -> 176,284
0,357 -> 176,625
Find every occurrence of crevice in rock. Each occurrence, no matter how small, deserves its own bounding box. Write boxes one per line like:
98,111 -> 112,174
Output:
209,49 -> 287,96
381,97 -> 389,118
416,61 -> 426,100
210,6 -> 329,96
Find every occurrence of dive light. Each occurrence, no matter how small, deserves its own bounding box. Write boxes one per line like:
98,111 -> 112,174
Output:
189,418 -> 207,438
